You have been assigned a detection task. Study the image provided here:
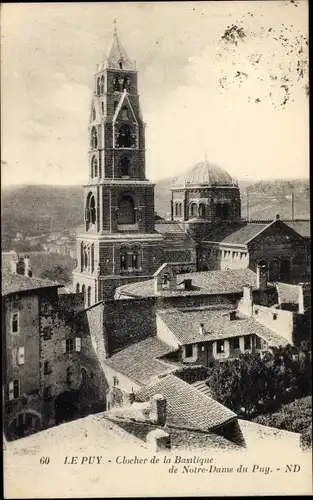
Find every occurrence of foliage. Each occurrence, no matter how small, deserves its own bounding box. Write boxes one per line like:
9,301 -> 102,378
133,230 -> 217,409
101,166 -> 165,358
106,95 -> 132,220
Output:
253,396 -> 312,450
29,252 -> 76,284
208,345 -> 312,419
40,265 -> 71,284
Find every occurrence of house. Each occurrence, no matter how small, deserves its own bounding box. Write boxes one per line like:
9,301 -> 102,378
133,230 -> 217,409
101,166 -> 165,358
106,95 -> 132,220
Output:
2,258 -> 91,440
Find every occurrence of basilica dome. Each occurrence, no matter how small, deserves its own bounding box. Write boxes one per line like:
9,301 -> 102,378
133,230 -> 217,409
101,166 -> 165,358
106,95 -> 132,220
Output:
174,161 -> 237,188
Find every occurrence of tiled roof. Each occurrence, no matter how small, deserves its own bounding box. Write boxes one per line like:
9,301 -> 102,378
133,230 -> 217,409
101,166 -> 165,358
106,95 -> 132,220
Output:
206,223 -> 270,245
116,268 -> 258,298
2,271 -> 62,297
276,283 -> 300,305
192,380 -> 213,397
284,220 -> 310,238
155,222 -> 195,244
135,374 -> 237,431
157,307 -> 289,347
105,337 -> 177,386
155,222 -> 185,234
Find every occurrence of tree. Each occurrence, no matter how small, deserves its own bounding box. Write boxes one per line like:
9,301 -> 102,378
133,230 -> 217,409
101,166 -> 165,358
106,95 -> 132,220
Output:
40,265 -> 71,284
208,344 -> 312,418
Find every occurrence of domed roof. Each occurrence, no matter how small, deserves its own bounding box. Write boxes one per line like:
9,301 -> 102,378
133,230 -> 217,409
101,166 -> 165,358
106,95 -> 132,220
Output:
174,161 -> 237,188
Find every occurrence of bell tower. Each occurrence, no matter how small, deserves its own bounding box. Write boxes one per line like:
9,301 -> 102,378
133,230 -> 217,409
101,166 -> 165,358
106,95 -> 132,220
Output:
73,23 -> 163,304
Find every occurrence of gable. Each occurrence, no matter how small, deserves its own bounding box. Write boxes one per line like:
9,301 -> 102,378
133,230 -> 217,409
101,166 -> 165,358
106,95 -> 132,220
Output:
248,220 -> 305,248
113,92 -> 137,124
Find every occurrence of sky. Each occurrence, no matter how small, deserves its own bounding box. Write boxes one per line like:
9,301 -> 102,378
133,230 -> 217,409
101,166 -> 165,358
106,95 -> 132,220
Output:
1,1 -> 309,186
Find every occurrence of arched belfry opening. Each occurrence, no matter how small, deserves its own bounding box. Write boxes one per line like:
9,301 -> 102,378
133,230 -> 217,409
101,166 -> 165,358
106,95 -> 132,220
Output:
116,124 -> 135,148
85,192 -> 96,230
91,126 -> 98,149
117,194 -> 136,225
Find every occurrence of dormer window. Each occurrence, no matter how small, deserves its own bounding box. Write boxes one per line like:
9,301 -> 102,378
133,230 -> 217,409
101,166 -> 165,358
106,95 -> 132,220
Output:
118,60 -> 123,69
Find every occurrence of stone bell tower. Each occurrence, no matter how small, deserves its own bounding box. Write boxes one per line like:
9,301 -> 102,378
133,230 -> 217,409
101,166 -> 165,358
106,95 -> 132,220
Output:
73,23 -> 163,305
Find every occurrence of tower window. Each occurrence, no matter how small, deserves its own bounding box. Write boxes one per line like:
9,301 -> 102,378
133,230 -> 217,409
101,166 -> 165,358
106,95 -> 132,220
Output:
91,156 -> 98,178
175,203 -> 178,217
121,106 -> 128,120
76,283 -> 80,293
120,157 -> 130,177
119,60 -> 123,69
92,108 -> 96,121
216,203 -> 222,217
86,193 -> 96,229
101,102 -> 104,114
91,127 -> 98,149
114,75 -> 120,91
87,286 -> 91,307
117,124 -> 135,148
199,203 -> 205,218
117,195 -> 135,225
222,203 -> 229,219
190,203 -> 197,217
97,78 -> 101,96
91,244 -> 95,273
120,253 -> 127,270
100,75 -> 104,94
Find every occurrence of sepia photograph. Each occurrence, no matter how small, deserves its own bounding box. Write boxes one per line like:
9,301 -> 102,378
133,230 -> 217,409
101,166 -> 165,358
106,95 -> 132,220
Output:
1,1 -> 311,497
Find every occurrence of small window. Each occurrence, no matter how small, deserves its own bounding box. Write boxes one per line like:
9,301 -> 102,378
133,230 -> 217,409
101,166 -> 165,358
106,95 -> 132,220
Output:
113,376 -> 119,386
44,361 -> 51,374
254,309 -> 259,315
43,326 -> 52,340
273,313 -> 278,320
11,313 -> 19,333
66,339 -> 74,352
17,347 -> 25,366
216,340 -> 225,354
101,102 -> 105,114
185,344 -> 193,358
43,386 -> 52,400
232,338 -> 240,350
244,336 -> 251,350
66,367 -> 73,384
255,336 -> 262,349
9,380 -> 20,400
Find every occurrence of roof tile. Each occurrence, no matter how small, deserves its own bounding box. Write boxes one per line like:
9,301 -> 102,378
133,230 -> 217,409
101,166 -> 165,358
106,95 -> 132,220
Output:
135,374 -> 236,431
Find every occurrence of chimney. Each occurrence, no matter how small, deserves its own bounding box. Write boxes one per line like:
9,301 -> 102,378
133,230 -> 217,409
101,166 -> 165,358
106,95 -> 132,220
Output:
256,264 -> 268,290
184,279 -> 192,291
24,256 -> 32,277
199,323 -> 205,335
298,282 -> 311,314
149,394 -> 167,427
11,257 -> 18,274
146,429 -> 171,453
229,310 -> 237,321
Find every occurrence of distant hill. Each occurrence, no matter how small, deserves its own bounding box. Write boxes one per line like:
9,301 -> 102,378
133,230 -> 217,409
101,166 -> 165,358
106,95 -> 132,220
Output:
1,185 -> 84,242
1,179 -> 310,248
155,177 -> 310,220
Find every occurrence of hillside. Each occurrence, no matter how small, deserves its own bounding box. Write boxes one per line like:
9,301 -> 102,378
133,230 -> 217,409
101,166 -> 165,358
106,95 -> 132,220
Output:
1,179 -> 310,247
155,177 -> 310,220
